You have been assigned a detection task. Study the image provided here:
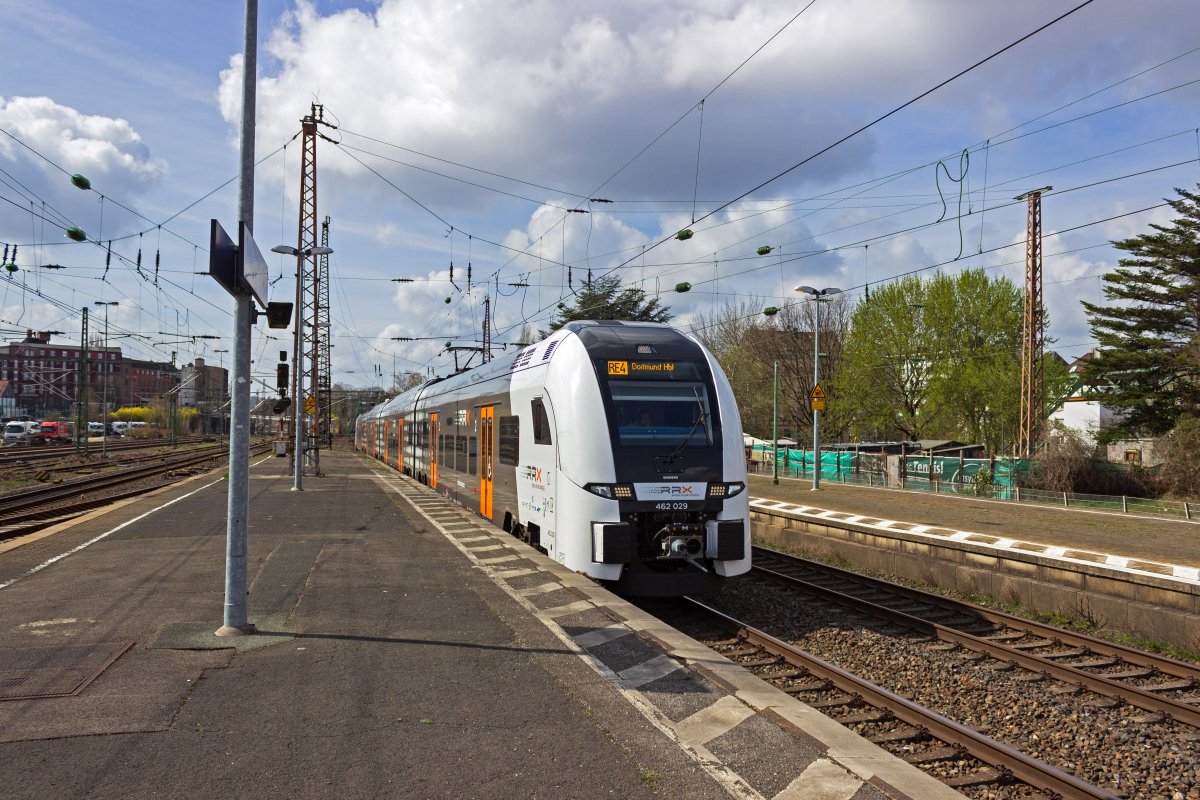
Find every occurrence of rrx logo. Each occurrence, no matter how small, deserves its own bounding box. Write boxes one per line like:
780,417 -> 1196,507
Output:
650,485 -> 694,496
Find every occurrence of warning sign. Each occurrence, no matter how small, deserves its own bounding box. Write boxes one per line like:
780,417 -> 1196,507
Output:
304,395 -> 316,414
811,383 -> 826,411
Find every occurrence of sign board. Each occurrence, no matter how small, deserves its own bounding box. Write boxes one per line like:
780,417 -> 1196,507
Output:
304,395 -> 317,414
209,220 -> 238,294
810,383 -> 826,400
239,221 -> 270,307
811,398 -> 826,412
208,219 -> 270,307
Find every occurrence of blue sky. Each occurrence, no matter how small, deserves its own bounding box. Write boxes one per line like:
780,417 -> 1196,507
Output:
1,0 -> 1198,393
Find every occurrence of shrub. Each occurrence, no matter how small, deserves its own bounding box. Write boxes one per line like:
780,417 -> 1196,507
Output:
1025,424 -> 1157,496
1156,416 -> 1200,500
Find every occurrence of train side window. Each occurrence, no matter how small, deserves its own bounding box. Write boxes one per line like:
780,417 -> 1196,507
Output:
531,398 -> 552,445
468,437 -> 478,475
498,415 -> 519,465
456,435 -> 467,471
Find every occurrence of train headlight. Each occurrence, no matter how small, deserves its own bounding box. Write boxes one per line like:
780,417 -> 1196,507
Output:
585,483 -> 634,499
707,482 -> 745,499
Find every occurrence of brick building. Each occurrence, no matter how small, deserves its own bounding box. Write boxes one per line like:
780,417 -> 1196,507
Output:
0,330 -> 178,418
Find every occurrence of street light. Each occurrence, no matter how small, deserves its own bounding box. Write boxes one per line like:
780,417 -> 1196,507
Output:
271,244 -> 333,491
794,285 -> 841,489
93,301 -> 118,458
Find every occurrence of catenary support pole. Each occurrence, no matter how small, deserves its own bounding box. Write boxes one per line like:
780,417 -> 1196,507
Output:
772,360 -> 779,485
217,0 -> 257,637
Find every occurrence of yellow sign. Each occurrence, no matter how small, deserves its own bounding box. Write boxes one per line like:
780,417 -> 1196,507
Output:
304,395 -> 316,414
810,383 -> 826,400
811,398 -> 826,412
608,360 -> 629,376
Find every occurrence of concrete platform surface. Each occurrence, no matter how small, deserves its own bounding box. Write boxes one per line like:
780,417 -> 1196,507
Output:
0,448 -> 962,800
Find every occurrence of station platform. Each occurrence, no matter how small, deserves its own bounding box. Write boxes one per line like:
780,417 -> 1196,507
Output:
0,448 -> 961,800
747,475 -> 1200,650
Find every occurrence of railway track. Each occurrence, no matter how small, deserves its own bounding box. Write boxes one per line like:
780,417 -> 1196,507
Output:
677,597 -> 1119,799
644,546 -> 1200,797
750,546 -> 1200,728
0,442 -> 271,541
0,436 -> 214,467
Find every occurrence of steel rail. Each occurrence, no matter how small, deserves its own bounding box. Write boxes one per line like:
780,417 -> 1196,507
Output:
752,543 -> 1200,680
751,548 -> 1200,727
0,444 -> 272,541
685,597 -> 1120,800
0,444 -> 266,519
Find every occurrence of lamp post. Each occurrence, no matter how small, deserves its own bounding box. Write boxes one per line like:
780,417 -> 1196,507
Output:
270,243 -> 333,491
794,285 -> 841,489
93,301 -> 118,458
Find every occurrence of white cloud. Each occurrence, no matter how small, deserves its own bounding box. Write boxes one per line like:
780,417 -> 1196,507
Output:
0,96 -> 166,187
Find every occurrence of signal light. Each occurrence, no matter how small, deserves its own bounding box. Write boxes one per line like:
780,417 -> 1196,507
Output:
276,362 -> 289,393
273,398 -> 292,414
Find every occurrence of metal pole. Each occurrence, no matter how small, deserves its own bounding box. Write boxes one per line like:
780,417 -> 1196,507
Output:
772,360 -> 779,485
102,308 -> 108,459
217,0 -> 257,637
78,308 -> 89,457
293,252 -> 305,491
812,297 -> 821,490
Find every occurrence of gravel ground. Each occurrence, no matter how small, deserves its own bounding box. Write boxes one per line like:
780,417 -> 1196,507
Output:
698,574 -> 1200,800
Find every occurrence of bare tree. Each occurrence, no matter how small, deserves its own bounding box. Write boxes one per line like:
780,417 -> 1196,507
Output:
691,300 -> 773,437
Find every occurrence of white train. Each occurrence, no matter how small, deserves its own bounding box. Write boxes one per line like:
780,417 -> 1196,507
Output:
355,320 -> 750,595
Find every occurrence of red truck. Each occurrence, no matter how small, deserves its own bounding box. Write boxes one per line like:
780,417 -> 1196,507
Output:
37,420 -> 75,443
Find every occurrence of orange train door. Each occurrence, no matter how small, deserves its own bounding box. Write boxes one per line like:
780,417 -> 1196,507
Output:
397,419 -> 404,472
430,413 -> 439,489
479,406 -> 494,518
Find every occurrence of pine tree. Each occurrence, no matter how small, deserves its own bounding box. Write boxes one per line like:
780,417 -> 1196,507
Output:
1081,185 -> 1200,438
546,275 -> 671,333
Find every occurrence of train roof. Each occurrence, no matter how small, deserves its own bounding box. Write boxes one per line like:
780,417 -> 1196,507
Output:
358,320 -> 697,421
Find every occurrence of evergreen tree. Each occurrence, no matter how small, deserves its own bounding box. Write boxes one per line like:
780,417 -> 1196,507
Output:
1081,185 -> 1200,438
546,275 -> 671,334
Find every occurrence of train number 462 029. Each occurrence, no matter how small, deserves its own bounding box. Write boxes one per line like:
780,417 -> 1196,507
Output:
655,502 -> 691,510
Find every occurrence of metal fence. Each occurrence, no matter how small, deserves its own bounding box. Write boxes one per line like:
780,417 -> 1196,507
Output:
747,448 -> 1197,523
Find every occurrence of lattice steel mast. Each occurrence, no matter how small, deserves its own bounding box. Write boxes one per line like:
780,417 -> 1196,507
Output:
293,103 -> 324,476
317,215 -> 333,448
1017,186 -> 1050,459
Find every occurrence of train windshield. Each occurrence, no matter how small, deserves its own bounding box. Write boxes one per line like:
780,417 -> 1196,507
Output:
608,381 -> 713,448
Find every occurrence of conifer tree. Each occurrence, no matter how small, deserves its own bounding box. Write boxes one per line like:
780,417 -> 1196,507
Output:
1081,185 -> 1200,438
546,275 -> 671,333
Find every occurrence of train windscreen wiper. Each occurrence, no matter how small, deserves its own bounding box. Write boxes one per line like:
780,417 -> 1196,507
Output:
659,387 -> 707,469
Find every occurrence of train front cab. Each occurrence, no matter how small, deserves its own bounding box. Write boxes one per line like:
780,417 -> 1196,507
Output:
517,323 -> 750,597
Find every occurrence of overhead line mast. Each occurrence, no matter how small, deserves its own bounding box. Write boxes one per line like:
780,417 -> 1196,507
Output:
1017,186 -> 1050,460
318,215 -> 333,448
292,103 -> 334,476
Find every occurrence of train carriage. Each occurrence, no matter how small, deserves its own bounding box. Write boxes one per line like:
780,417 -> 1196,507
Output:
357,320 -> 750,595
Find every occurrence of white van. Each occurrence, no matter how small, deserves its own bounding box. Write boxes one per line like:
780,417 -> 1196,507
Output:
87,421 -> 105,435
111,421 -> 129,435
